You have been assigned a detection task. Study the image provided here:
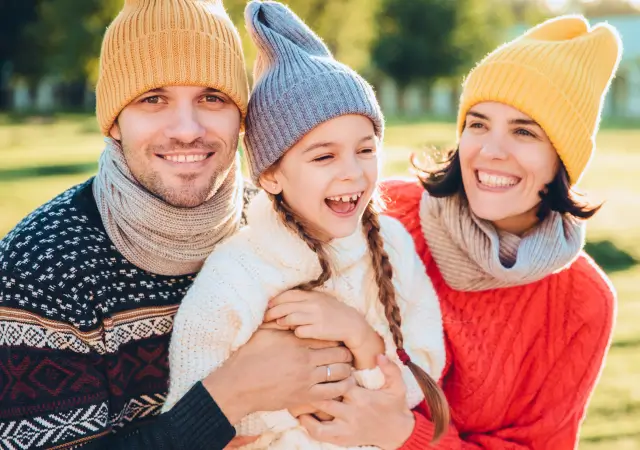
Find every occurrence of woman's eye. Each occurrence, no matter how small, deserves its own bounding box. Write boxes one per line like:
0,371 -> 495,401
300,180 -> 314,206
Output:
313,155 -> 333,162
469,122 -> 484,129
516,128 -> 535,137
204,95 -> 223,103
359,148 -> 375,154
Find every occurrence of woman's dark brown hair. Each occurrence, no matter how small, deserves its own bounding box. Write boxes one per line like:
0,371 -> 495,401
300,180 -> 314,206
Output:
268,192 -> 450,442
413,148 -> 601,221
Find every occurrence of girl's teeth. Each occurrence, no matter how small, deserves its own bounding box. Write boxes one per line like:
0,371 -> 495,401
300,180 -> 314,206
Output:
328,192 -> 362,202
478,171 -> 519,187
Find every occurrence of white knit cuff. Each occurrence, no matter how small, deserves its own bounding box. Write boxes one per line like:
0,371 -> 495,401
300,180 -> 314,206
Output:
353,366 -> 385,390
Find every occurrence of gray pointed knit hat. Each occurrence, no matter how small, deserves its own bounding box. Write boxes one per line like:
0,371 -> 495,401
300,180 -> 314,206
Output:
243,0 -> 384,183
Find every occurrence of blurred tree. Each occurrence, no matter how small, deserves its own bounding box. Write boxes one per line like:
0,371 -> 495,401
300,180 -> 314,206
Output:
372,0 -> 513,113
507,0 -> 551,24
25,0 -> 120,85
373,0 -> 456,91
0,0 -> 45,85
452,0 -> 513,74
224,0 -> 380,83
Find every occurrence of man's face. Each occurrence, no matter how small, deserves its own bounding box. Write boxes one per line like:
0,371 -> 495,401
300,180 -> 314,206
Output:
109,86 -> 241,208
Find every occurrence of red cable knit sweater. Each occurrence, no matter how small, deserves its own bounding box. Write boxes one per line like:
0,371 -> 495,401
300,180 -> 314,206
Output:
388,179 -> 616,450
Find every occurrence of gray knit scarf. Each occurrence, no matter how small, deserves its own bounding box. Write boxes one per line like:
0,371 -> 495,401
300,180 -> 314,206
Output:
420,192 -> 586,291
93,138 -> 243,276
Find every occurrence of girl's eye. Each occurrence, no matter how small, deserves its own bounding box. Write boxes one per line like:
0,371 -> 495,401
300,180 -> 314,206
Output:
359,148 -> 375,154
313,155 -> 333,162
469,122 -> 485,129
142,96 -> 161,104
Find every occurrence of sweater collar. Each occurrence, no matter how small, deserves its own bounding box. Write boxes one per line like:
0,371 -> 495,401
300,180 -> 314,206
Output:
245,190 -> 368,274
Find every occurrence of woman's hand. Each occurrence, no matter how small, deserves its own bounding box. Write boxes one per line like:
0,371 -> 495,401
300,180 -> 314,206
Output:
299,355 -> 415,450
264,290 -> 384,369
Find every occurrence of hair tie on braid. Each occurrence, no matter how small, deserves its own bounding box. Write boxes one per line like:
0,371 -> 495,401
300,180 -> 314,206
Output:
397,348 -> 411,366
362,199 -> 450,442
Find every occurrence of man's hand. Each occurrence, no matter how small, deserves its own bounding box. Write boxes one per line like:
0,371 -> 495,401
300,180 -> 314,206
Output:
202,328 -> 354,425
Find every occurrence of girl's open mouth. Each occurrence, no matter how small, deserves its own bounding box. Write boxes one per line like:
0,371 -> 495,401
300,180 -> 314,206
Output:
325,191 -> 363,215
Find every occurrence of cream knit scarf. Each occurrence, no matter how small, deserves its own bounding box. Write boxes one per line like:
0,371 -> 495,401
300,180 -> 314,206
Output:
93,138 -> 243,276
419,192 -> 586,291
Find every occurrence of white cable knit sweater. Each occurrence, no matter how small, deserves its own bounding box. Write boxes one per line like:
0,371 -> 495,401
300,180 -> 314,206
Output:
163,191 -> 445,449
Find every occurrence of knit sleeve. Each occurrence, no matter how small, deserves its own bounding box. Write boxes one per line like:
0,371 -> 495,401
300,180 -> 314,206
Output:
162,238 -> 270,413
400,268 -> 616,450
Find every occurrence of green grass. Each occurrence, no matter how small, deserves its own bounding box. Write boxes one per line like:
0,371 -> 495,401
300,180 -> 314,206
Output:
1,114 -> 639,448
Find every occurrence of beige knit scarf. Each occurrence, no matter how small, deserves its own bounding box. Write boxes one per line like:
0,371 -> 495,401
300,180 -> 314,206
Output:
93,138 -> 243,276
419,192 -> 586,291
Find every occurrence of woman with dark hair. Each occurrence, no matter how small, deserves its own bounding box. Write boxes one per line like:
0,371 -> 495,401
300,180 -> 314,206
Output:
374,15 -> 622,449
286,14 -> 622,450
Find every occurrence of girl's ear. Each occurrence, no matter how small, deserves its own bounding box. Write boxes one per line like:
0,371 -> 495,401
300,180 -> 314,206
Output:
259,170 -> 283,195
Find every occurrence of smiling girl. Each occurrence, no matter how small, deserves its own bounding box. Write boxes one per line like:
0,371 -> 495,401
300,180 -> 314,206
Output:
162,2 -> 448,449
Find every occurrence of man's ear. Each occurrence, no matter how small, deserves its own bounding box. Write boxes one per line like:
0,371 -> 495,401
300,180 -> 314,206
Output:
259,170 -> 283,195
109,121 -> 122,140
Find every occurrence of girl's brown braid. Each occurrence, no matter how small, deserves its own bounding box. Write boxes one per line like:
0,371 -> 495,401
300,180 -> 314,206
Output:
268,193 -> 332,290
362,201 -> 450,442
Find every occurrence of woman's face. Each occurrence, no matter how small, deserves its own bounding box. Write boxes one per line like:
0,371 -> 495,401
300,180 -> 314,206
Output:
459,101 -> 560,235
260,114 -> 380,241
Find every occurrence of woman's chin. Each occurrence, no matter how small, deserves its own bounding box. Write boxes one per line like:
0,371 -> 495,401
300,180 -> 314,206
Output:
469,204 -> 518,223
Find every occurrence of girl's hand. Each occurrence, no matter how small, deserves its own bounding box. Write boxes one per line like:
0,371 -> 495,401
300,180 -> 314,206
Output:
264,290 -> 384,369
299,355 -> 415,450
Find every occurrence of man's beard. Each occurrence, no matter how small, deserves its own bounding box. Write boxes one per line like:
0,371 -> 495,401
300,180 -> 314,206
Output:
123,136 -> 238,208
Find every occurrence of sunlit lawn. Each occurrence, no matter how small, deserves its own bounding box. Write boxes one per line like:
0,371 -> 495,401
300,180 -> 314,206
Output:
1,113 -> 639,448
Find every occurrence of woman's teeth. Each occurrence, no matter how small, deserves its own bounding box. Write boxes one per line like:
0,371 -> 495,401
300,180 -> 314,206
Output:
161,153 -> 209,163
477,171 -> 519,188
326,192 -> 362,202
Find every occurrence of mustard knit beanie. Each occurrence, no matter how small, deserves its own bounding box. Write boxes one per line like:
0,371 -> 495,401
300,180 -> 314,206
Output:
96,0 -> 249,136
457,15 -> 622,185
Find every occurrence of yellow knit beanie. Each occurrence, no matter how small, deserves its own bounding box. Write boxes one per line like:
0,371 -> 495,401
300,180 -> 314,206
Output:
96,0 -> 249,136
457,15 -> 622,185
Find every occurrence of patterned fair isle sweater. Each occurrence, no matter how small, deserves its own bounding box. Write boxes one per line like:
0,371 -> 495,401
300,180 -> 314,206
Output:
0,179 -> 256,450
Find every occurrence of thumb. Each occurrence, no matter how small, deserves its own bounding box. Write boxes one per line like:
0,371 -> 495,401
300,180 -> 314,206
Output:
377,354 -> 405,392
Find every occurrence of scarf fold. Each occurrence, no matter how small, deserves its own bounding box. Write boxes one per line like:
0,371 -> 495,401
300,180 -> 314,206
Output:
419,192 -> 586,291
93,138 -> 243,276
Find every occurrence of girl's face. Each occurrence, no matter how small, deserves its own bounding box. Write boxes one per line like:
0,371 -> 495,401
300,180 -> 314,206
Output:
459,101 -> 560,235
260,114 -> 379,241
